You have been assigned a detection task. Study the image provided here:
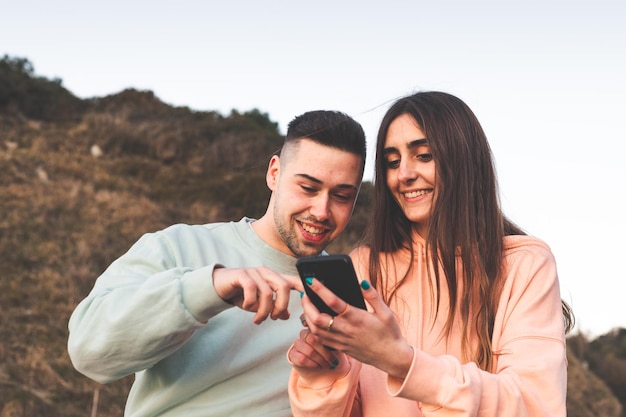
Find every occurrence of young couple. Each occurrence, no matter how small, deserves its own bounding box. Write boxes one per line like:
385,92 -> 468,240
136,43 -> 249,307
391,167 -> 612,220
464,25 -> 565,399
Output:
68,91 -> 572,417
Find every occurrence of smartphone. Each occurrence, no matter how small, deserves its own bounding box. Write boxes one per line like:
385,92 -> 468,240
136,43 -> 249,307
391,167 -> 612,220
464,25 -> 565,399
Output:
296,254 -> 366,316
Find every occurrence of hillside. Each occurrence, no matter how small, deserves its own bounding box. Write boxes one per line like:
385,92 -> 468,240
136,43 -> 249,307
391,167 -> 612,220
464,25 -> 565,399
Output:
0,55 -> 623,416
0,55 -> 371,416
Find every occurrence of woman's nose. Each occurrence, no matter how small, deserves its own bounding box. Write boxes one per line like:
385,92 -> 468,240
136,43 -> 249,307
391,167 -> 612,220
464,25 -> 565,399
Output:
397,160 -> 417,183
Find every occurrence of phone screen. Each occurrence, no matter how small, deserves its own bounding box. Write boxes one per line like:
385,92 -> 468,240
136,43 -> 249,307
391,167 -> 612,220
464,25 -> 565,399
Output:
296,254 -> 366,316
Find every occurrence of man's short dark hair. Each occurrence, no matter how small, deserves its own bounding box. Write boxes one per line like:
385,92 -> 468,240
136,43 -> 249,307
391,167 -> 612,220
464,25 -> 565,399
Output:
284,110 -> 366,173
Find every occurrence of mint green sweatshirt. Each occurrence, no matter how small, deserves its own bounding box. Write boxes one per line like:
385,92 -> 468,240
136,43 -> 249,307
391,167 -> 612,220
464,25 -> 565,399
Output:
68,218 -> 303,416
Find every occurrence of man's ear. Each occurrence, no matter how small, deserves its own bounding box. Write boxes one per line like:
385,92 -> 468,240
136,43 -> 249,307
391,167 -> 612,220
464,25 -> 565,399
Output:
266,155 -> 281,191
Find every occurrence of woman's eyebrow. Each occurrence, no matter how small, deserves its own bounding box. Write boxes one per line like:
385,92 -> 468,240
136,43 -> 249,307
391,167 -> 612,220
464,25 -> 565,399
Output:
383,138 -> 428,155
383,146 -> 398,156
407,138 -> 428,149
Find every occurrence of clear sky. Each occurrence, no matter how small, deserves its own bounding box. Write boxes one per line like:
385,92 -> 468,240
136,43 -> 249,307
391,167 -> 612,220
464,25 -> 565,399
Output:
2,0 -> 625,337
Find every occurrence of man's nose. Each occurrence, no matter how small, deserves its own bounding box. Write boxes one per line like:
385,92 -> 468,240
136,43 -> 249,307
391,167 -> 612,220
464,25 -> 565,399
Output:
309,193 -> 330,220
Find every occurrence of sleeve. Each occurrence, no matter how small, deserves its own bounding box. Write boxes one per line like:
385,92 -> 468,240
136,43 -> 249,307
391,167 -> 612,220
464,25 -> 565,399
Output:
289,354 -> 363,417
67,229 -> 233,383
386,242 -> 568,417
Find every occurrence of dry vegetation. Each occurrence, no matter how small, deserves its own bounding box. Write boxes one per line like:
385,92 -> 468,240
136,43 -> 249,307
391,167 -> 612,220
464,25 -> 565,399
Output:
0,55 -> 623,416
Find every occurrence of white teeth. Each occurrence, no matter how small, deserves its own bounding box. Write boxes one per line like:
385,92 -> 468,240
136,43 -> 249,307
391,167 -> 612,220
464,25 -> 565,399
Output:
302,223 -> 324,234
403,190 -> 430,198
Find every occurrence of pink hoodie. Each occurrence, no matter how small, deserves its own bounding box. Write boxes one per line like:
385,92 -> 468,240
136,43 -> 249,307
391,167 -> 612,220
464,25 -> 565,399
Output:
289,235 -> 567,417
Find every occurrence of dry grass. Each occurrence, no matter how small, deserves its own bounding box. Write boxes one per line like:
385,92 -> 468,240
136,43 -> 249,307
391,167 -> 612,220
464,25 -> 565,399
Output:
0,94 -> 373,414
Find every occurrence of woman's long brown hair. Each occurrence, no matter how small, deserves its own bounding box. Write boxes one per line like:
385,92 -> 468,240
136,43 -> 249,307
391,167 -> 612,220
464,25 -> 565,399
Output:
366,91 -> 573,371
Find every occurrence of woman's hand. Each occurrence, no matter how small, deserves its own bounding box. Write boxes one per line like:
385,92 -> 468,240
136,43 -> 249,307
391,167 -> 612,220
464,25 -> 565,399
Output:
301,278 -> 414,380
288,328 -> 342,371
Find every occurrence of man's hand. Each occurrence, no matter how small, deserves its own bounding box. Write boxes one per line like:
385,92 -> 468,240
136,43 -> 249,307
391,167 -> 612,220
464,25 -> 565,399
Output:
213,266 -> 304,324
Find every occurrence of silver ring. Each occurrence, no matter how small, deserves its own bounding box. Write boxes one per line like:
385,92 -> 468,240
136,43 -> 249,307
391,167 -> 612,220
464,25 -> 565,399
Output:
326,317 -> 334,332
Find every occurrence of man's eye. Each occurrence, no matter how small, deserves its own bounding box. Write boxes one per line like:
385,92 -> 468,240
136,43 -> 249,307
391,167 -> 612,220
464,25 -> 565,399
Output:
301,185 -> 316,193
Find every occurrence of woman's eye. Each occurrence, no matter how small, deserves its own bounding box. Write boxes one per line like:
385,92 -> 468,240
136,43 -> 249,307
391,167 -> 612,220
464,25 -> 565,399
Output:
417,153 -> 432,162
331,195 -> 349,203
386,159 -> 400,169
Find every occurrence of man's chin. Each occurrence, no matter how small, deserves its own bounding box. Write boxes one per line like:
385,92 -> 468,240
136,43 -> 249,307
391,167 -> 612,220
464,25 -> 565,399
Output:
293,241 -> 328,258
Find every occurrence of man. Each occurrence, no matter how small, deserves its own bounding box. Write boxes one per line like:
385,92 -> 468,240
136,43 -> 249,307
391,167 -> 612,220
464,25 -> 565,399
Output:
67,110 -> 367,417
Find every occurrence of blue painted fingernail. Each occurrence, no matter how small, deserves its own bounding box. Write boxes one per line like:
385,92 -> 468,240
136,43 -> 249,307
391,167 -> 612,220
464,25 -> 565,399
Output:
305,277 -> 313,286
330,358 -> 339,369
300,291 -> 304,298
360,280 -> 371,290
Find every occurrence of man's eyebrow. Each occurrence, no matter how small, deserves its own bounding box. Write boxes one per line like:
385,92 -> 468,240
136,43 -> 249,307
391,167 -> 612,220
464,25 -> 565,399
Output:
383,138 -> 428,155
295,173 -> 359,190
296,173 -> 322,184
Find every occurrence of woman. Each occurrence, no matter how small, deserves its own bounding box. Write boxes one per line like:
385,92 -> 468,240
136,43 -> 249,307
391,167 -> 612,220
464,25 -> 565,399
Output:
288,91 -> 574,417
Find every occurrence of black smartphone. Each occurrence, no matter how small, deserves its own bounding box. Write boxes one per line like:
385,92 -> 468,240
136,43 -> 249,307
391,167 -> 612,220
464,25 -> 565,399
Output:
296,254 -> 366,316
